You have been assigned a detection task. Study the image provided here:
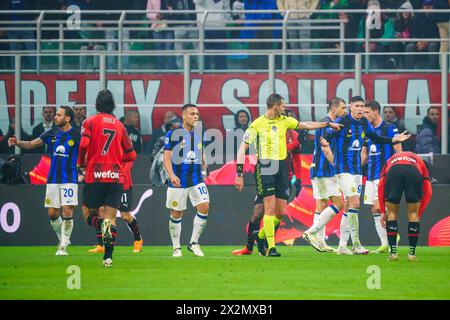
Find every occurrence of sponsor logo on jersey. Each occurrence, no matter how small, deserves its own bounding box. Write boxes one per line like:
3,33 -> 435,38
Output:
56,145 -> 66,154
348,139 -> 361,151
93,170 -> 120,179
54,145 -> 70,158
370,144 -> 378,154
391,156 -> 417,164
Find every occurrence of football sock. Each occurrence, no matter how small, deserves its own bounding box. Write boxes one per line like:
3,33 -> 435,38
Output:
338,212 -> 350,247
87,214 -> 103,246
169,215 -> 182,250
50,216 -> 62,242
127,217 -> 142,241
308,204 -> 339,234
314,212 -> 326,242
408,222 -> 420,255
61,217 -> 73,244
190,212 -> 208,244
386,220 -> 399,254
348,208 -> 361,246
103,225 -> 117,260
263,215 -> 275,249
258,216 -> 281,239
246,219 -> 261,251
373,213 -> 388,246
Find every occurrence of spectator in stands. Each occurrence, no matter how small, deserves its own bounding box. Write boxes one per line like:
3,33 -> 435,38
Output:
194,0 -> 232,70
72,105 -> 86,132
405,0 -> 440,69
230,109 -> 250,157
241,0 -> 282,69
278,0 -> 319,69
416,106 -> 441,154
431,0 -> 450,65
123,110 -> 143,154
32,107 -> 55,154
0,127 -> 7,154
151,116 -> 181,161
383,106 -> 406,133
169,0 -> 198,69
145,110 -> 176,153
0,0 -> 37,69
147,0 -> 177,70
392,1 -> 414,68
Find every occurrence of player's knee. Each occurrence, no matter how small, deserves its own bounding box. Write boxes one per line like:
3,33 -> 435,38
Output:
62,206 -> 73,218
121,212 -> 132,223
48,208 -> 59,220
196,203 -> 209,214
170,210 -> 183,219
332,198 -> 344,211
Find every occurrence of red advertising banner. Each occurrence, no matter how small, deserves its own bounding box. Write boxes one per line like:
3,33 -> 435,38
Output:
0,73 -> 446,136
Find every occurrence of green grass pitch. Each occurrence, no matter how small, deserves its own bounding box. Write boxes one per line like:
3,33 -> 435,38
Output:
1,246 -> 449,300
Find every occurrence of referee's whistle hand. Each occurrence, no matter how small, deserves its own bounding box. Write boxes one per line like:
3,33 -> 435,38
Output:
234,176 -> 244,192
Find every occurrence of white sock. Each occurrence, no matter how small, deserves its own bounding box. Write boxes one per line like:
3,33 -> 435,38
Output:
338,213 -> 350,247
373,213 -> 388,246
308,205 -> 339,234
61,217 -> 73,245
190,212 -> 208,244
169,216 -> 182,250
348,208 -> 361,247
314,212 -> 326,242
50,216 -> 62,242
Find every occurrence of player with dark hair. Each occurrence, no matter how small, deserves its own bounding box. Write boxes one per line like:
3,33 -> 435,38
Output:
78,89 -> 137,267
362,100 -> 402,253
164,103 -> 209,257
307,97 -> 347,253
303,96 -> 411,255
8,106 -> 80,255
378,152 -> 432,261
234,93 -> 343,257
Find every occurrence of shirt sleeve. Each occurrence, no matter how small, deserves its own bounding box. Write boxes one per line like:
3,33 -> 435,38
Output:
323,117 -> 343,141
39,129 -> 51,145
286,116 -> 300,130
164,130 -> 174,151
243,125 -> 257,145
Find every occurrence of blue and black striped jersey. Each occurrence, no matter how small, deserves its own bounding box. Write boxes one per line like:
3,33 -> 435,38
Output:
310,116 -> 335,178
323,114 -> 394,175
164,127 -> 204,188
40,127 -> 80,184
367,121 -> 398,181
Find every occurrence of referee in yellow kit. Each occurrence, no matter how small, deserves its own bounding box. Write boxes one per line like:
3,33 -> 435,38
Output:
234,93 -> 343,256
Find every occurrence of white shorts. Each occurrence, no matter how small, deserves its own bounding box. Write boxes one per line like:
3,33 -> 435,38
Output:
336,173 -> 362,198
45,183 -> 78,208
311,176 -> 341,200
364,179 -> 379,205
166,183 -> 210,211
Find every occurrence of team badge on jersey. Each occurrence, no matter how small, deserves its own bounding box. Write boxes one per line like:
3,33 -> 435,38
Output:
68,139 -> 74,147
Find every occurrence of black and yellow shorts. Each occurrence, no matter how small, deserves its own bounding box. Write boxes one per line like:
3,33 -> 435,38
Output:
254,159 -> 290,201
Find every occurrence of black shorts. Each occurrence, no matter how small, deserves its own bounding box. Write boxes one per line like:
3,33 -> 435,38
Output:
255,159 -> 290,201
119,187 -> 133,212
385,164 -> 423,204
83,182 -> 123,209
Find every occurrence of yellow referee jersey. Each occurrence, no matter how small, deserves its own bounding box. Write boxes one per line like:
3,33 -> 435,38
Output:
243,114 -> 299,160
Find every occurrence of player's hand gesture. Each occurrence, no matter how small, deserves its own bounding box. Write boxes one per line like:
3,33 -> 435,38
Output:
319,137 -> 329,148
328,122 -> 343,131
170,174 -> 181,188
234,176 -> 244,192
7,136 -> 17,147
393,131 -> 411,143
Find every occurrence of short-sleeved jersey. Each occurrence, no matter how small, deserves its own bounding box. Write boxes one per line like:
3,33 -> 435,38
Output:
310,116 -> 335,178
324,114 -> 394,175
40,127 -> 80,184
367,120 -> 398,181
243,115 -> 299,160
122,161 -> 133,190
164,127 -> 204,188
80,113 -> 134,183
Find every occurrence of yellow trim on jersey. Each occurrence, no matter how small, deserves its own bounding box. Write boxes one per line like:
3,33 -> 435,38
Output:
243,115 -> 299,160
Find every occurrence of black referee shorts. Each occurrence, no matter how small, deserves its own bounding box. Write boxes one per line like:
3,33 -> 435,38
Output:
83,182 -> 123,210
385,164 -> 423,204
255,159 -> 291,201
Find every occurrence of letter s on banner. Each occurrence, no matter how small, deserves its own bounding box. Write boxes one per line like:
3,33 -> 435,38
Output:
0,203 -> 21,233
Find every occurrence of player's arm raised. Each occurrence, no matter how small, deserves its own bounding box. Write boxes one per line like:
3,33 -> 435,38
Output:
8,136 -> 44,150
297,121 -> 343,131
